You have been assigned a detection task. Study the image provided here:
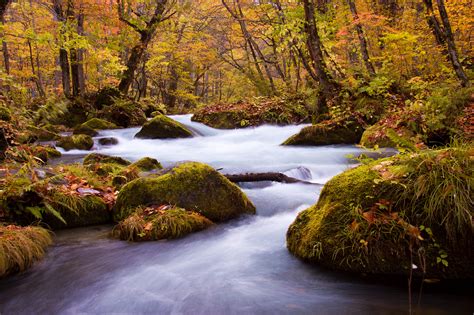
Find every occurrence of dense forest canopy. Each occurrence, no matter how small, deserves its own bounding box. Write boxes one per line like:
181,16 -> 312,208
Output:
0,0 -> 471,109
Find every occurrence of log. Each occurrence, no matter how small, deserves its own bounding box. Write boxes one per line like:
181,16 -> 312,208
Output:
224,172 -> 316,185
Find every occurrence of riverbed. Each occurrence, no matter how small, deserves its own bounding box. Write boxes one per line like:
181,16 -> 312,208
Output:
0,115 -> 471,314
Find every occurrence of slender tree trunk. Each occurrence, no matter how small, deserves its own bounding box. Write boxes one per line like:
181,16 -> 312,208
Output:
423,0 -> 468,86
347,0 -> 376,76
435,0 -> 468,86
53,0 -> 72,98
302,0 -> 339,112
1,8 -> 10,75
118,34 -> 151,94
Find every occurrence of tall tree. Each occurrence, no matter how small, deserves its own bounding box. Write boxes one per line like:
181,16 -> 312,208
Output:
0,0 -> 12,75
117,0 -> 171,94
302,0 -> 339,113
52,0 -> 72,98
423,0 -> 468,86
347,0 -> 376,76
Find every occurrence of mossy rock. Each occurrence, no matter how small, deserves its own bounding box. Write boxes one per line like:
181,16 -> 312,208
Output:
192,111 -> 247,129
83,153 -> 131,166
57,135 -> 94,151
287,148 -> 473,279
5,145 -> 61,164
191,97 -> 310,129
135,115 -> 193,139
0,105 -> 12,122
25,125 -> 61,142
99,99 -> 147,128
113,206 -> 213,241
283,119 -> 364,146
360,125 -> 415,148
94,87 -> 121,109
98,137 -> 119,146
0,225 -> 52,278
73,124 -> 98,137
114,162 -> 256,222
42,195 -> 111,230
130,157 -> 162,171
81,118 -> 118,130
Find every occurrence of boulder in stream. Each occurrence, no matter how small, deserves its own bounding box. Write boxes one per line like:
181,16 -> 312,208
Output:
287,147 -> 473,279
114,162 -> 256,222
57,135 -> 94,151
135,114 -> 193,139
283,119 -> 364,146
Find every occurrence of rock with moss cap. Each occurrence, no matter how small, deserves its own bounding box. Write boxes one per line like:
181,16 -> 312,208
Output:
135,115 -> 193,139
287,147 -> 473,279
113,206 -> 213,241
114,162 -> 256,222
82,118 -> 118,130
83,153 -> 131,166
283,119 -> 364,146
130,157 -> 162,171
57,135 -> 94,151
360,125 -> 416,149
99,99 -> 147,127
26,125 -> 61,141
0,105 -> 12,122
0,225 -> 52,277
73,124 -> 98,137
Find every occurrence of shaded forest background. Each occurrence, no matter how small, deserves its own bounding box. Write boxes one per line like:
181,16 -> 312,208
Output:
0,0 -> 471,110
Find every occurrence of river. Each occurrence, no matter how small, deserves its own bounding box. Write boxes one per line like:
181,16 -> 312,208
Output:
0,115 -> 471,314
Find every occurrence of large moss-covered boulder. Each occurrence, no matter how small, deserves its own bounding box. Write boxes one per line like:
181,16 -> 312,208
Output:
94,87 -> 121,109
113,206 -> 213,241
283,119 -> 364,146
81,118 -> 118,130
57,135 -> 94,151
73,124 -> 98,137
83,153 -> 131,166
0,105 -> 12,122
0,225 -> 52,278
360,125 -> 417,149
287,148 -> 473,279
24,125 -> 61,142
99,99 -> 147,127
130,157 -> 162,171
192,96 -> 310,129
135,115 -> 193,139
114,162 -> 256,222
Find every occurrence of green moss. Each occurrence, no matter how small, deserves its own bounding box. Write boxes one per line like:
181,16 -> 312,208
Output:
0,225 -> 52,278
26,125 -> 61,141
283,120 -> 364,146
73,124 -> 98,137
5,145 -> 61,164
81,118 -> 118,130
130,157 -> 162,171
94,86 -> 121,109
135,114 -> 193,139
99,99 -> 147,127
114,162 -> 256,222
113,206 -> 213,241
287,147 -> 474,279
0,105 -> 12,122
57,135 -> 94,151
83,153 -> 131,166
360,125 -> 415,148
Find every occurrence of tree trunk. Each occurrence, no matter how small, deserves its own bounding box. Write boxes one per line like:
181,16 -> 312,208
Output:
347,0 -> 376,76
1,2 -> 10,75
117,0 -> 168,94
224,172 -> 315,185
71,8 -> 85,96
53,0 -> 72,98
435,0 -> 468,87
423,0 -> 468,86
302,0 -> 339,113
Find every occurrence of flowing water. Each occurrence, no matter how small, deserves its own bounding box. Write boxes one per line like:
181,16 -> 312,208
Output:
0,115 -> 472,314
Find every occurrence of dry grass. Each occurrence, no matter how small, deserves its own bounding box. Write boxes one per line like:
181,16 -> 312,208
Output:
0,225 -> 53,277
